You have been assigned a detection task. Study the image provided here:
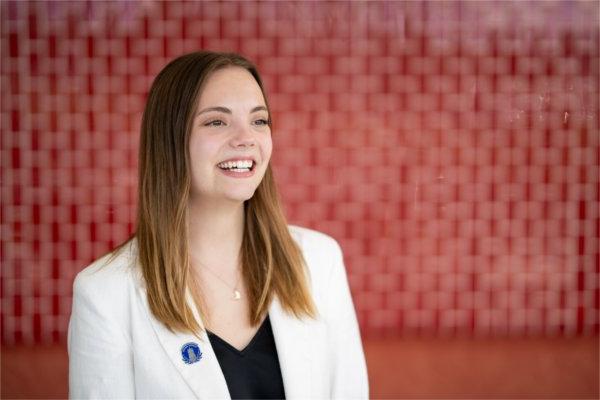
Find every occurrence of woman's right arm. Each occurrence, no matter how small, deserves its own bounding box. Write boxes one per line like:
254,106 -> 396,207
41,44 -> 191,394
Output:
68,272 -> 135,399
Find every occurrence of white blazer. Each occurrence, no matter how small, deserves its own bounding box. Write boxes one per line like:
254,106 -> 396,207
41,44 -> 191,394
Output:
68,226 -> 369,399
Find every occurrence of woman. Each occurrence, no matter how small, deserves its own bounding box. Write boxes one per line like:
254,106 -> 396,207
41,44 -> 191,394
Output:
68,51 -> 368,399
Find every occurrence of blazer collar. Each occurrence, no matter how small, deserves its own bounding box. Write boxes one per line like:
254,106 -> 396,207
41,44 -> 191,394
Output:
269,296 -> 313,399
137,285 -> 231,399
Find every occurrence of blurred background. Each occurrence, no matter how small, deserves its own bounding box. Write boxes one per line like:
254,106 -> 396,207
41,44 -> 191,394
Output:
1,1 -> 598,398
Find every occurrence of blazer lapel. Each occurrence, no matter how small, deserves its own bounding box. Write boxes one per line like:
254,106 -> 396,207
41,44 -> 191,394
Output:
269,297 -> 313,399
136,286 -> 230,399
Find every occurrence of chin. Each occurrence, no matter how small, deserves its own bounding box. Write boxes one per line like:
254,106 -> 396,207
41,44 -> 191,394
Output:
222,189 -> 258,203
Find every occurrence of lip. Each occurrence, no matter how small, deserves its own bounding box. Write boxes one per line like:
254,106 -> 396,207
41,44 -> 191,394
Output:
216,156 -> 256,164
218,167 -> 256,178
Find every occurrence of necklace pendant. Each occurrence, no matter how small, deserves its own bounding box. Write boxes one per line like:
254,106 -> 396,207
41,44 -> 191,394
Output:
233,290 -> 241,300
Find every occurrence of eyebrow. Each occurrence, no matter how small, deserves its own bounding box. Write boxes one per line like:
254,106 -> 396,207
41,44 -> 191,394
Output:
196,105 -> 268,116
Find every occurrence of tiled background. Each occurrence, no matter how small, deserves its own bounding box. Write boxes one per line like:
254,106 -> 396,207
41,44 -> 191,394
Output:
1,1 -> 598,345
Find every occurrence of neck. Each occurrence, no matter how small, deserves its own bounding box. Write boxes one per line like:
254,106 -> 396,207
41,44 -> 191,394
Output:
187,197 -> 245,272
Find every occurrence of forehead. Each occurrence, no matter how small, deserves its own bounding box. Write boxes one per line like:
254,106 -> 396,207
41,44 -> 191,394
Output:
197,66 -> 266,107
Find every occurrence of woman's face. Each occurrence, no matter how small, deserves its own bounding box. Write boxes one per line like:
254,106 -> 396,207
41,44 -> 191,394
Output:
188,66 -> 272,203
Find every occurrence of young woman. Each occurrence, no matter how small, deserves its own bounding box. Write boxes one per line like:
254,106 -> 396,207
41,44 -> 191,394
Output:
68,51 -> 368,399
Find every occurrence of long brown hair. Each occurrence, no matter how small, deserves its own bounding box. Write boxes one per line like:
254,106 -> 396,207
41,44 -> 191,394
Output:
135,51 -> 316,334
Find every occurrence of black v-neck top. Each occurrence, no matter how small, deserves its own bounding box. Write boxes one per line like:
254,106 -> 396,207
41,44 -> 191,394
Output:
207,315 -> 286,400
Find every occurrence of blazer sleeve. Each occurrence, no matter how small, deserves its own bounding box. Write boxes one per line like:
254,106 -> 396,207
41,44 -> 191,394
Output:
325,240 -> 369,399
68,272 -> 135,399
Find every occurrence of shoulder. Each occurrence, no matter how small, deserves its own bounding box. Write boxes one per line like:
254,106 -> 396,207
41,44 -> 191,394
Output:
73,240 -> 139,303
69,242 -> 139,363
288,225 -> 342,259
288,225 -> 345,290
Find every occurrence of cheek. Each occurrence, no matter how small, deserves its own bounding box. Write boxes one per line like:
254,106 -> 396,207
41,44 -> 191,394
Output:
261,135 -> 273,162
189,138 -> 218,169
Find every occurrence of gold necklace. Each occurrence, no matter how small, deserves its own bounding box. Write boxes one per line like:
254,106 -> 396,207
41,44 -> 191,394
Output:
198,262 -> 242,301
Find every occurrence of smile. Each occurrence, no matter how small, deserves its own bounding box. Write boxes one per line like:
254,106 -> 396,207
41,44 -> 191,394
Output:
216,159 -> 256,178
217,159 -> 254,172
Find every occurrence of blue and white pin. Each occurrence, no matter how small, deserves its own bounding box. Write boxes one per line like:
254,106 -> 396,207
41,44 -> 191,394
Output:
181,342 -> 202,364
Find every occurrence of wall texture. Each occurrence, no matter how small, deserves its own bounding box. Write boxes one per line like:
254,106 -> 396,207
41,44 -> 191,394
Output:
1,1 -> 598,345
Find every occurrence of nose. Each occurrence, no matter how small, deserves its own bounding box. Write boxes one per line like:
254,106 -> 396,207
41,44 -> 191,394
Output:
229,123 -> 256,148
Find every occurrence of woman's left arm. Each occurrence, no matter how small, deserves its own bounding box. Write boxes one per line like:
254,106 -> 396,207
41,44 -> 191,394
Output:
325,239 -> 369,399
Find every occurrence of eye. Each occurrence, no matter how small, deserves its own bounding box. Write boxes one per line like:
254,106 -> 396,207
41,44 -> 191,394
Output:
253,118 -> 270,126
204,119 -> 225,127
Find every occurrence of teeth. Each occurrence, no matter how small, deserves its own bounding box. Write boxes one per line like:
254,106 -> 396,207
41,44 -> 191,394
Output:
218,160 -> 253,170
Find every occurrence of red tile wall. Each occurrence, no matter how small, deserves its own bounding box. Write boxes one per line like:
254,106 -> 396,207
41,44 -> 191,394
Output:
1,1 -> 598,344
